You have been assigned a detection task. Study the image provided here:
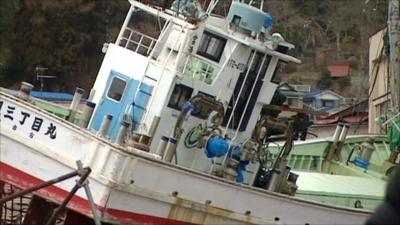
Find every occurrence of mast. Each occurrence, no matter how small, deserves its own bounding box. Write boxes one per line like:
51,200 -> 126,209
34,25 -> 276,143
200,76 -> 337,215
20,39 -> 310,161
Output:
388,0 -> 400,111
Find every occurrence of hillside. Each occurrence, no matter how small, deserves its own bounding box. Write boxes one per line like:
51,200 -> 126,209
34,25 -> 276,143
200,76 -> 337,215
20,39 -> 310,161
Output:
0,0 -> 387,98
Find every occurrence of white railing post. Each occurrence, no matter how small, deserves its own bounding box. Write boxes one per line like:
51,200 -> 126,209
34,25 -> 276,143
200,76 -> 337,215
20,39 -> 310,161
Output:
126,29 -> 133,48
137,36 -> 144,53
116,5 -> 134,45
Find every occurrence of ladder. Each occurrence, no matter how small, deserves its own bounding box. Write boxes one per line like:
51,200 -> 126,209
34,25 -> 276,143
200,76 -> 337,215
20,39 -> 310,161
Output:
130,21 -> 187,133
130,73 -> 159,131
127,18 -> 173,132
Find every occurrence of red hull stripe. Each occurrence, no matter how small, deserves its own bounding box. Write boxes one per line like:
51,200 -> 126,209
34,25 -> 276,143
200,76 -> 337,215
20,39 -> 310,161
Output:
0,162 -> 196,225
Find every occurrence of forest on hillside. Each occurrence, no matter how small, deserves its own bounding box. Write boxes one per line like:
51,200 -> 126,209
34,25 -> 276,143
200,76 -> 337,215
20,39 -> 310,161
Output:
0,0 -> 387,96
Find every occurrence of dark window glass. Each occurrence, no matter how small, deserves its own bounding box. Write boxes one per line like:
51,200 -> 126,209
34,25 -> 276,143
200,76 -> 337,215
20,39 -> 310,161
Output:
168,84 -> 193,110
271,61 -> 283,84
322,100 -> 334,107
191,92 -> 216,119
107,77 -> 127,102
197,31 -> 226,62
222,51 -> 271,131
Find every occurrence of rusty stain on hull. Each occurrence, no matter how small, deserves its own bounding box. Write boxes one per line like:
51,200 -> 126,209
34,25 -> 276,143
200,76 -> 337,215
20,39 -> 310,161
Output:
168,197 -> 258,225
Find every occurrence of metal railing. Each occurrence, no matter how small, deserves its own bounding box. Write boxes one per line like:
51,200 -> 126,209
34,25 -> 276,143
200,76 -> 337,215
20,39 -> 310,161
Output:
1,184 -> 32,225
0,161 -> 99,225
119,27 -> 158,56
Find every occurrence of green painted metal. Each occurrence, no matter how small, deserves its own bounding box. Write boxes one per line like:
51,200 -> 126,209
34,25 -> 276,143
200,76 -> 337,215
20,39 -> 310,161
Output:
0,88 -> 83,123
294,171 -> 385,210
32,98 -> 83,123
267,134 -> 392,210
268,135 -> 390,173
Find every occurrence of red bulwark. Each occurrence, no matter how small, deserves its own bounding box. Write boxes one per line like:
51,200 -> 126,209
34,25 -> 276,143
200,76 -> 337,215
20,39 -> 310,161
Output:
0,162 -> 197,225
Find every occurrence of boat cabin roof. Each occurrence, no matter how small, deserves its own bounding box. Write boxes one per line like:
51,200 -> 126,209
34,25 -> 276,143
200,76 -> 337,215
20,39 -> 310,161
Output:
128,0 -> 301,64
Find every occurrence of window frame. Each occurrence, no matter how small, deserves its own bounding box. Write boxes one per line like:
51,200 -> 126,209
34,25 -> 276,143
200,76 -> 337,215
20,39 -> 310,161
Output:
106,77 -> 127,102
197,31 -> 227,63
167,84 -> 194,110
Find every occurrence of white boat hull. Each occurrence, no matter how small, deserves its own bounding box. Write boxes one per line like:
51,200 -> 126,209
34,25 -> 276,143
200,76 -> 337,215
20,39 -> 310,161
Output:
0,92 -> 371,224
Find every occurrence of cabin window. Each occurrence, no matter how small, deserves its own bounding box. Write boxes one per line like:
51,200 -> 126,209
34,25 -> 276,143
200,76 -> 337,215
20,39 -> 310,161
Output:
168,84 -> 193,110
107,77 -> 127,102
184,57 -> 216,85
231,15 -> 241,27
222,51 -> 271,131
197,31 -> 226,62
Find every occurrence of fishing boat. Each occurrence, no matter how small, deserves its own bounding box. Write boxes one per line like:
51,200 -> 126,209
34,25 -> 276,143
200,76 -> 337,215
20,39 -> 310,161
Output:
0,0 -> 386,224
266,133 -> 392,211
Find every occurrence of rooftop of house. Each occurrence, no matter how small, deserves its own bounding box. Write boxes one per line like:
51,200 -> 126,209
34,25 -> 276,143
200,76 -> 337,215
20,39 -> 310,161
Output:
31,91 -> 75,102
328,63 -> 352,77
314,100 -> 368,125
304,89 -> 344,100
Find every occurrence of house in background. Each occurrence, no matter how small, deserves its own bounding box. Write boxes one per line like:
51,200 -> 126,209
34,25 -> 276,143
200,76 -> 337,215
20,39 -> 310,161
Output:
310,100 -> 369,138
303,89 -> 346,113
328,63 -> 352,78
272,83 -> 364,139
277,83 -> 310,109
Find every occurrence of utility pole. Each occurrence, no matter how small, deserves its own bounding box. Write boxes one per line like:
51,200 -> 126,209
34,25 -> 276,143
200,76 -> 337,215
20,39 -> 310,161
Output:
388,0 -> 400,111
387,0 -> 400,162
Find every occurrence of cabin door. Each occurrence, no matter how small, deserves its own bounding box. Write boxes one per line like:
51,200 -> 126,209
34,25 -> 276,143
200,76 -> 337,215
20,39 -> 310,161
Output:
91,70 -> 138,140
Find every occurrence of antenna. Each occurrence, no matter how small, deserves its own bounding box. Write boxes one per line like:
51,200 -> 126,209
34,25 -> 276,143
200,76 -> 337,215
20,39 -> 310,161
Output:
35,66 -> 56,92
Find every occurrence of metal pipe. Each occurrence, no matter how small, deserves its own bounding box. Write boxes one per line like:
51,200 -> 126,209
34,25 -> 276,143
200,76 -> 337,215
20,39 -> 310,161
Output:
332,123 -> 344,144
68,88 -> 84,123
79,101 -> 96,128
97,114 -> 113,138
156,136 -> 169,157
76,161 -> 101,225
339,124 -> 350,142
116,120 -> 130,145
0,170 -> 81,205
18,82 -> 34,101
45,167 -> 92,225
163,138 -> 178,162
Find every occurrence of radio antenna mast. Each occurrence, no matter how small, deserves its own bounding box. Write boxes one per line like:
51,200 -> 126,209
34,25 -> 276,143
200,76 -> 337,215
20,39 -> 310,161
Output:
35,66 -> 56,92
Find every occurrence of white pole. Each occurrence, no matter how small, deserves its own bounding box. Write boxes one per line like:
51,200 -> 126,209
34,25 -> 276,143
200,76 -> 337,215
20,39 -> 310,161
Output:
116,5 -> 134,45
222,51 -> 257,137
232,55 -> 267,141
